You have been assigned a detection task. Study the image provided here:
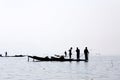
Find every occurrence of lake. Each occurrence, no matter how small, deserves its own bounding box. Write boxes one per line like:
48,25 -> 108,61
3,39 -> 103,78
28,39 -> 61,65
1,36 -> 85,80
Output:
0,56 -> 120,80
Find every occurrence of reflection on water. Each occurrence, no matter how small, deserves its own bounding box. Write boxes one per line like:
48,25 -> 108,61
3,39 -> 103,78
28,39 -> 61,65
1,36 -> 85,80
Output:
0,56 -> 120,80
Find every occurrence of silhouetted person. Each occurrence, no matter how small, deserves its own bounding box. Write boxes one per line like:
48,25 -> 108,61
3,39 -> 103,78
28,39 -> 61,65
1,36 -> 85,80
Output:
69,47 -> 72,59
84,47 -> 89,61
5,52 -> 7,57
76,47 -> 80,60
64,51 -> 67,57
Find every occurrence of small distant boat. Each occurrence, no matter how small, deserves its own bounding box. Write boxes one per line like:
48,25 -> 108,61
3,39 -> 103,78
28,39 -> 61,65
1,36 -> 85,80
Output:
13,55 -> 25,57
28,56 -> 88,62
0,55 -> 26,57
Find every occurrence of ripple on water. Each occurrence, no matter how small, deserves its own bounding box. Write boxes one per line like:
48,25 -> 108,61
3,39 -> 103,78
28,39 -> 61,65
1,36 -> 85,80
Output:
0,56 -> 120,80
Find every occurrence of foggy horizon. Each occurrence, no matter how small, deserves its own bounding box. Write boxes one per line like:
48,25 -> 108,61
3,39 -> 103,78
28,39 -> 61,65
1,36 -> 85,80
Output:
0,0 -> 120,56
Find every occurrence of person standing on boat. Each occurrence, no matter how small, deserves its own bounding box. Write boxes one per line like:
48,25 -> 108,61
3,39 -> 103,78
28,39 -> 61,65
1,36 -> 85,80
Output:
84,47 -> 89,61
76,47 -> 80,60
5,52 -> 7,57
69,47 -> 72,59
64,51 -> 67,57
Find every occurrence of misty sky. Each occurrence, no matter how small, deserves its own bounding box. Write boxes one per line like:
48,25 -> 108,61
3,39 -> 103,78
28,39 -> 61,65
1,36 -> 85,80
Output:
0,0 -> 120,56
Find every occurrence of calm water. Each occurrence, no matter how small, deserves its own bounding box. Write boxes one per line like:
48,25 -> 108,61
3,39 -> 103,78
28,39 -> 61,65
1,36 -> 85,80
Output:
0,56 -> 120,80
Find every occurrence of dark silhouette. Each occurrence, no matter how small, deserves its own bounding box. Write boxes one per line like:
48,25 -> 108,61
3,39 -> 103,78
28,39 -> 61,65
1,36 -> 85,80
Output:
0,54 -> 2,57
28,55 -> 86,62
27,47 -> 89,62
28,56 -> 30,62
76,47 -> 80,60
5,52 -> 7,57
84,47 -> 89,61
14,55 -> 25,57
64,51 -> 67,57
60,55 -> 64,60
68,47 -> 72,59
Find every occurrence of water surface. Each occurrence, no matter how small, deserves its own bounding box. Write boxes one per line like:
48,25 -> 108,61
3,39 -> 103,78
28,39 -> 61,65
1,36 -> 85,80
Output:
0,56 -> 120,80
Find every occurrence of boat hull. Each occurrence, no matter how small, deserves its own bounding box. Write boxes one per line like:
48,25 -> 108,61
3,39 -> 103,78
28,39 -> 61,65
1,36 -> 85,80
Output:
28,56 -> 88,62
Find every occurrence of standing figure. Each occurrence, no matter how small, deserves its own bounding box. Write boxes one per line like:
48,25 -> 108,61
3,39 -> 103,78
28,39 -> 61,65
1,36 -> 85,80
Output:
64,51 -> 67,57
5,52 -> 7,57
68,47 -> 72,59
84,47 -> 89,61
76,47 -> 80,60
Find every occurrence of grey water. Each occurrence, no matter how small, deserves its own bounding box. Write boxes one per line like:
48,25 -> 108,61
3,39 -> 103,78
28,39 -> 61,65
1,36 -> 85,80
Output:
0,56 -> 120,80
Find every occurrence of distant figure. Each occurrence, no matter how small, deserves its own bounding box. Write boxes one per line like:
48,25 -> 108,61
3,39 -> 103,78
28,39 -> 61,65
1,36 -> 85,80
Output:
76,47 -> 80,60
64,51 -> 67,57
5,52 -> 7,57
68,47 -> 72,59
84,47 -> 89,61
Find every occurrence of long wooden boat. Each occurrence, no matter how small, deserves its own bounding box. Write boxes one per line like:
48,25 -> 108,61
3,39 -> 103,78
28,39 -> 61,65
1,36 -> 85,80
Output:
28,56 -> 88,62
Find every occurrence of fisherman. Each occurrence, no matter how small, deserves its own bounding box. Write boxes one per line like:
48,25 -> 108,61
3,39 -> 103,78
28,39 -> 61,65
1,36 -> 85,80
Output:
84,47 -> 89,61
68,47 -> 72,59
64,51 -> 67,57
76,47 -> 80,60
5,52 -> 7,57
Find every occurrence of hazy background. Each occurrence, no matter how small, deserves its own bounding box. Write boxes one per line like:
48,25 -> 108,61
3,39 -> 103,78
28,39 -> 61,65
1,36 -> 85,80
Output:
0,0 -> 120,56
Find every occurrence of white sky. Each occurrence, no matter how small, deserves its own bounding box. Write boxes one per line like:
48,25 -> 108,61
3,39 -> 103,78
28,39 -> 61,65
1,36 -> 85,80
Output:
0,0 -> 120,56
